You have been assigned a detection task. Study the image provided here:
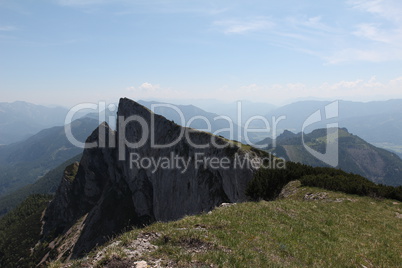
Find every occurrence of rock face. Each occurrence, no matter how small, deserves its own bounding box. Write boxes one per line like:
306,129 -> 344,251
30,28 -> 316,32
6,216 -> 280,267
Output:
43,98 -> 264,258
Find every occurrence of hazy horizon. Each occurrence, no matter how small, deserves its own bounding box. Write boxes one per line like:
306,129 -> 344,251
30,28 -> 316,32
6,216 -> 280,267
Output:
3,96 -> 402,111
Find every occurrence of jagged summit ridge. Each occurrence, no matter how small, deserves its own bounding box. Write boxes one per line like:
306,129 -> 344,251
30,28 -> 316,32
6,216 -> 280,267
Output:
42,97 -> 265,259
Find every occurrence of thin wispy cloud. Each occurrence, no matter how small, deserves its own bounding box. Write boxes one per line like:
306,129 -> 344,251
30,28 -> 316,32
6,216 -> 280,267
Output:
56,0 -> 110,6
285,15 -> 341,36
332,0 -> 402,62
353,23 -> 389,43
210,1 -> 402,64
214,17 -> 274,34
348,0 -> 402,22
214,15 -> 347,62
115,6 -> 229,17
279,16 -> 345,50
326,46 -> 402,64
126,82 -> 189,100
127,82 -> 161,94
56,0 -> 230,16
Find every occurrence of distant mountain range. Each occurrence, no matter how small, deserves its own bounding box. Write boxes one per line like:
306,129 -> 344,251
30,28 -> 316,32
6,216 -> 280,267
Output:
264,99 -> 402,155
0,118 -> 98,197
138,100 -> 263,143
2,99 -> 402,156
0,154 -> 82,216
138,99 -> 402,155
261,128 -> 402,186
1,98 -> 401,195
0,101 -> 68,145
177,99 -> 277,126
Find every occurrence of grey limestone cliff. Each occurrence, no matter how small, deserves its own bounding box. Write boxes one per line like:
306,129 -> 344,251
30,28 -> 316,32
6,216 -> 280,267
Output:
42,98 -> 265,258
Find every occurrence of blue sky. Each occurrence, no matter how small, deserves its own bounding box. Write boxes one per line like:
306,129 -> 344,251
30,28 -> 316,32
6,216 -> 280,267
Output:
1,0 -> 402,107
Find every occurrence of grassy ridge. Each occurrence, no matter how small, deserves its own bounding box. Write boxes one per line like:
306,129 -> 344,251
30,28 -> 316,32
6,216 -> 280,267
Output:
52,184 -> 402,267
246,161 -> 402,202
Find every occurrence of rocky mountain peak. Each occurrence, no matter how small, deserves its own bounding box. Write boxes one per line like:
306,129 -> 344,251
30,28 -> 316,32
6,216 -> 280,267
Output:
42,97 -> 266,259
